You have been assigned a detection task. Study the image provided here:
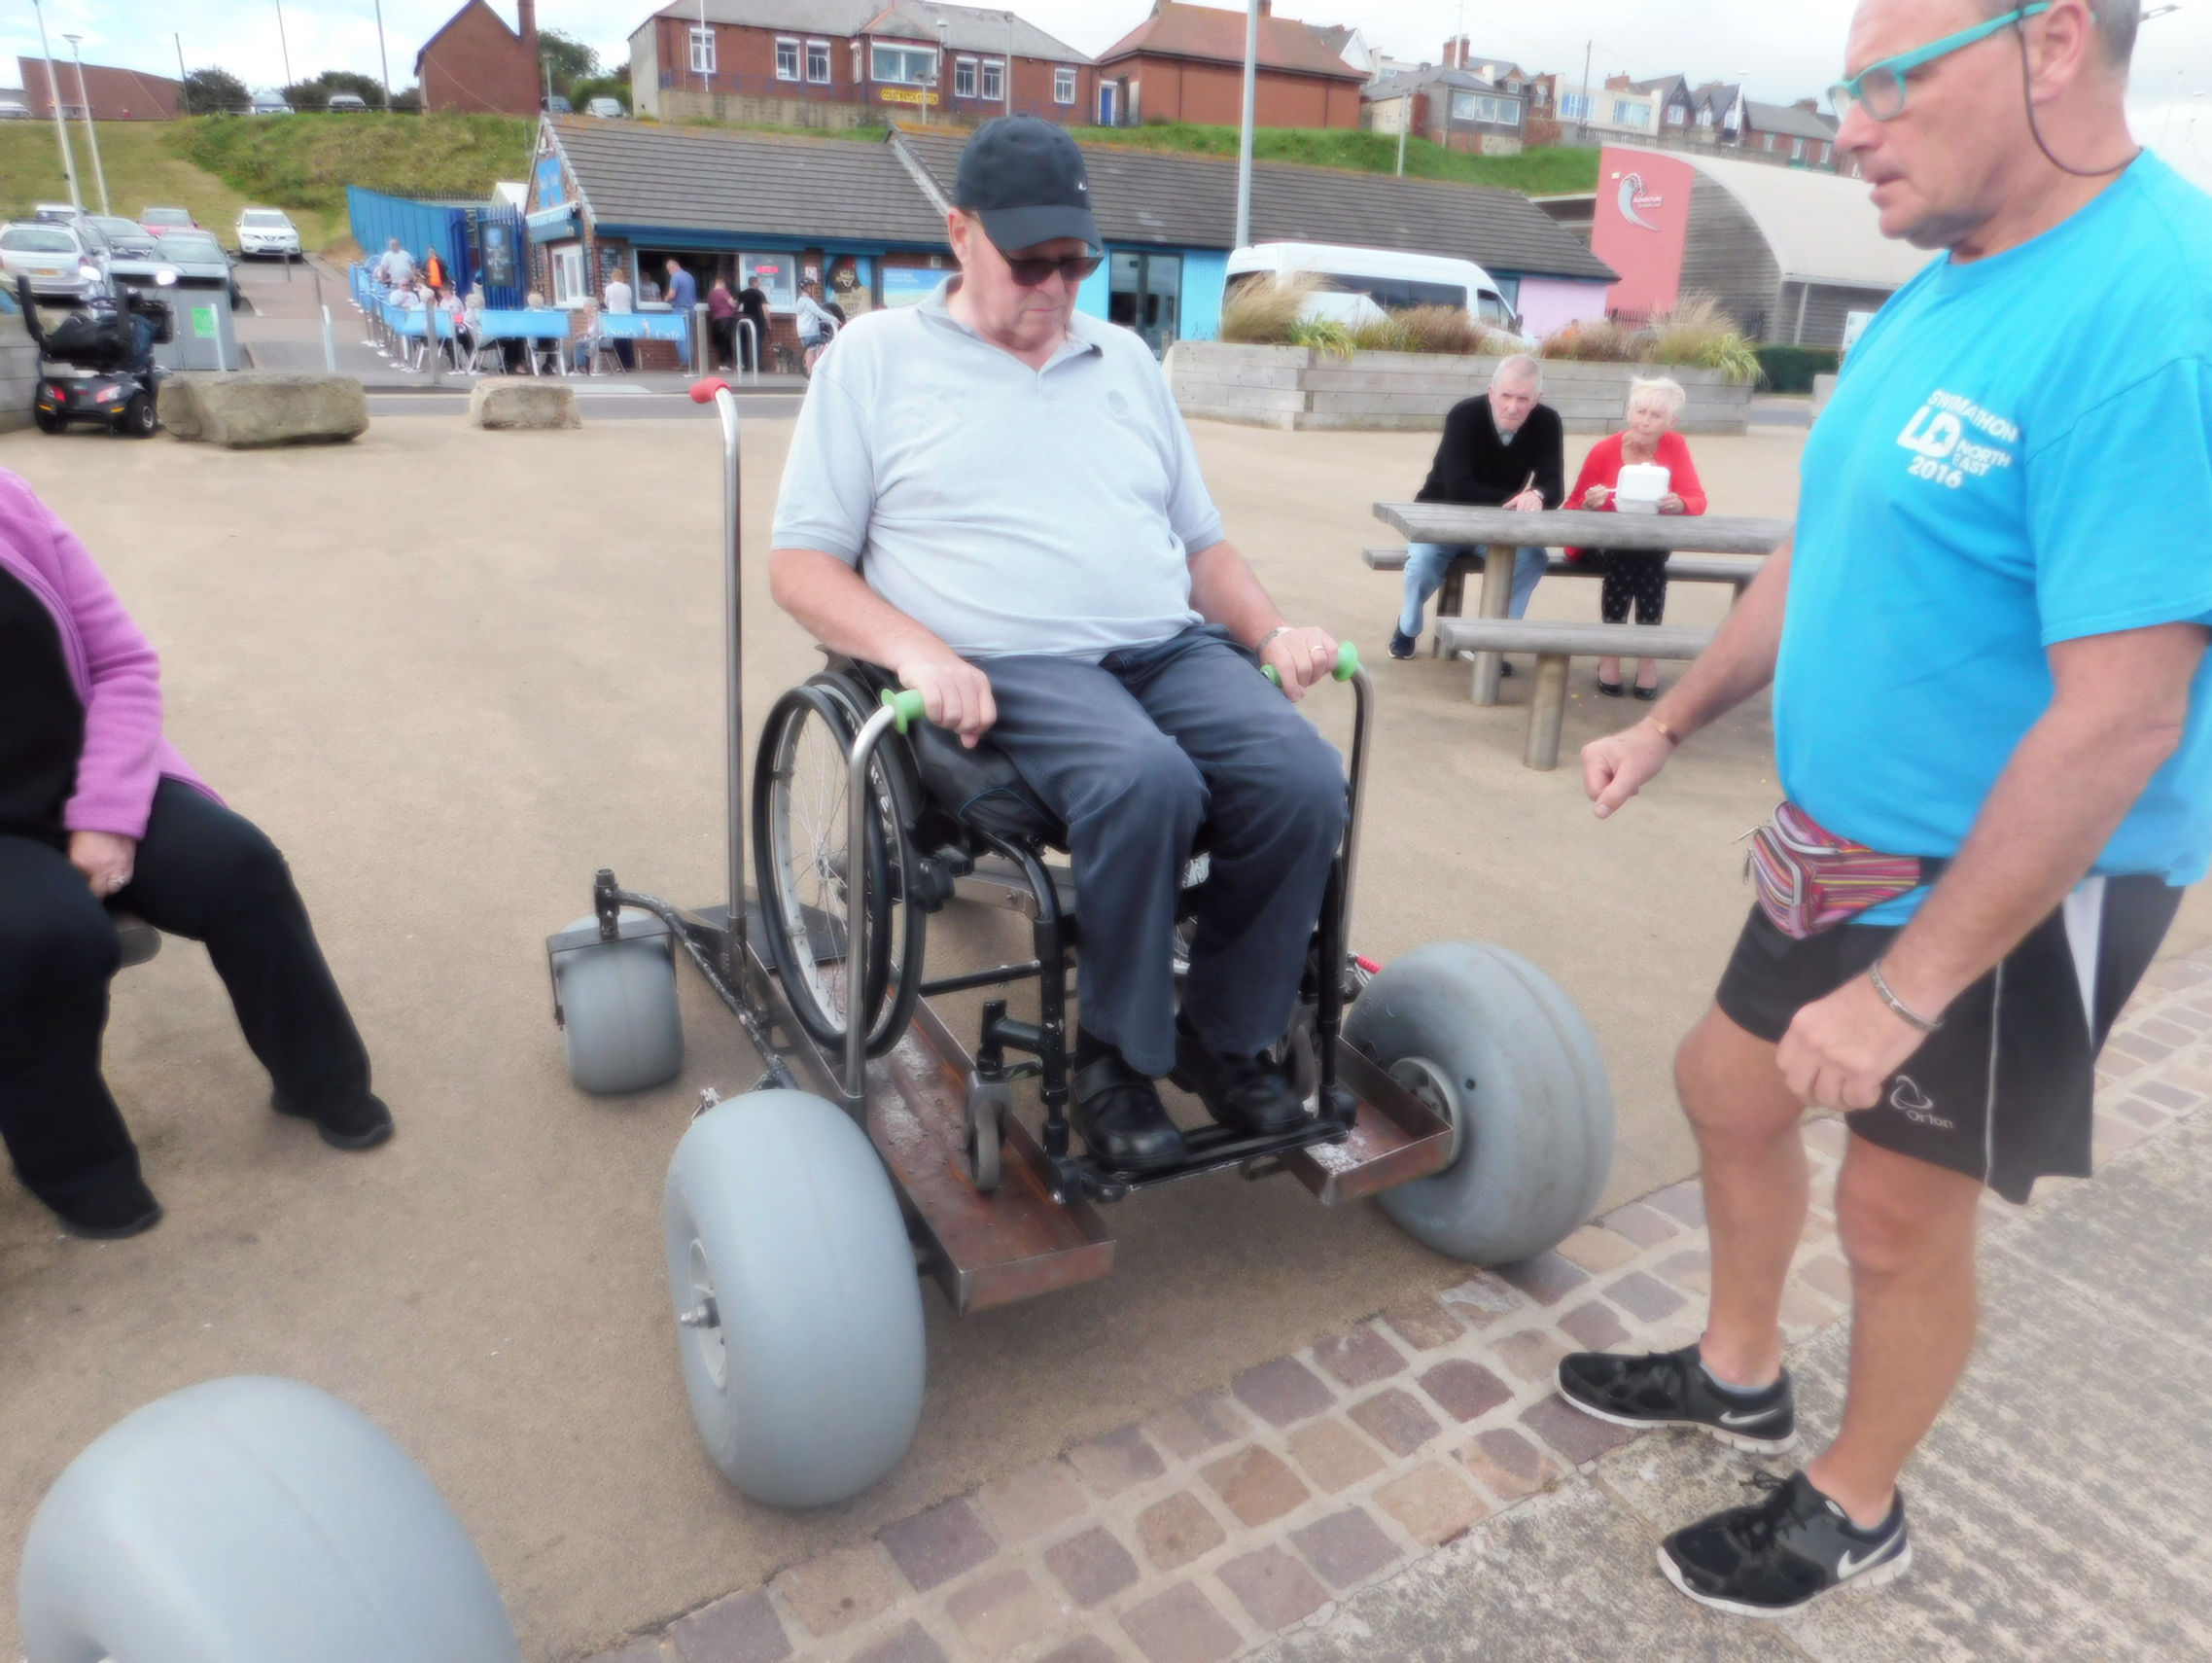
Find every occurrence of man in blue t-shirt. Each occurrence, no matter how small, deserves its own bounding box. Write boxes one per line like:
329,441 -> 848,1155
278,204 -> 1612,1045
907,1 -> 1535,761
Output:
1563,0 -> 2212,1620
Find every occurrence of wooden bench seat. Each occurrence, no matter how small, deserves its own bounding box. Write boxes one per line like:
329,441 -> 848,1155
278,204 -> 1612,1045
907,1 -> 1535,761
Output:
1433,618 -> 1716,770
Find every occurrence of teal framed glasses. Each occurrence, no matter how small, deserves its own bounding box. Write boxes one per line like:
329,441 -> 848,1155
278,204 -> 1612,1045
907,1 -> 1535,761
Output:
1828,2 -> 2051,122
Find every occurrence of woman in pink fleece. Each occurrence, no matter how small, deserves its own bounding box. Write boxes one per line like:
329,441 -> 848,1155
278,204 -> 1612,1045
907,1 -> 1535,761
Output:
0,472 -> 389,1238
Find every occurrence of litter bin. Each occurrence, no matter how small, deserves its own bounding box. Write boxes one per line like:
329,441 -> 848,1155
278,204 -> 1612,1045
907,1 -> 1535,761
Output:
111,265 -> 237,372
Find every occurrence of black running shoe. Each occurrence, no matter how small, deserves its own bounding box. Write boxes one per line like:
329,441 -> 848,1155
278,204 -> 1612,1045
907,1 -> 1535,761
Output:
1659,1470 -> 1911,1617
1387,627 -> 1418,659
1557,1343 -> 1795,1453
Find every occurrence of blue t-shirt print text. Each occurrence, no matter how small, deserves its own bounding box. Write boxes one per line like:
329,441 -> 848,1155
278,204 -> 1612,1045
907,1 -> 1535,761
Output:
1775,152 -> 2212,923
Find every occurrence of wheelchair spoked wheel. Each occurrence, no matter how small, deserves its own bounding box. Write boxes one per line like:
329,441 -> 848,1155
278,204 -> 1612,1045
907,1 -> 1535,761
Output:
752,684 -> 926,1057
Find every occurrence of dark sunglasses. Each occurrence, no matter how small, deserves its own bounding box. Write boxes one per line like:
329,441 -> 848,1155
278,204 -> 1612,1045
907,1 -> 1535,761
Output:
998,248 -> 1103,287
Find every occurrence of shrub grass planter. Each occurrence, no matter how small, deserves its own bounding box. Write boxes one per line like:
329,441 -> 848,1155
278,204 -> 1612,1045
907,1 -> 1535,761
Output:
1165,343 -> 1754,436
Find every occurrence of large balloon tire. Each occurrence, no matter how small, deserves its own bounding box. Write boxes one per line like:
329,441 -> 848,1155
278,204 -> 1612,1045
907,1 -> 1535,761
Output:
1349,940 -> 1614,1265
555,912 -> 685,1095
18,1376 -> 518,1663
664,1089 -> 926,1508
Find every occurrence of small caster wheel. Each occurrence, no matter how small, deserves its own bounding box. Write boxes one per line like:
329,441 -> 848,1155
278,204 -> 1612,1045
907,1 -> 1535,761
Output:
966,1074 -> 1013,1192
551,911 -> 684,1094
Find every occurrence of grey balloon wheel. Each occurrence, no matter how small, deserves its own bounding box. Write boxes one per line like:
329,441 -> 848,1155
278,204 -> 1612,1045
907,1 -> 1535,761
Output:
1348,940 -> 1614,1265
663,1089 -> 927,1507
555,912 -> 685,1094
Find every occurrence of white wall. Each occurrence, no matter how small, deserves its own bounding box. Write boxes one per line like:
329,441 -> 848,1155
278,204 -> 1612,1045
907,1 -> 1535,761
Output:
1514,277 -> 1609,339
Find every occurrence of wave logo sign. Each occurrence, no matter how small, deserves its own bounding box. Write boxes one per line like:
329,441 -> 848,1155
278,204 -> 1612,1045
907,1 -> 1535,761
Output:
1617,172 -> 1665,230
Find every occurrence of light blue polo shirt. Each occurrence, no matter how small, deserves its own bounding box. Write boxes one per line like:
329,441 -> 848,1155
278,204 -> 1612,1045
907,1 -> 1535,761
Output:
1777,152 -> 2212,921
772,279 -> 1220,661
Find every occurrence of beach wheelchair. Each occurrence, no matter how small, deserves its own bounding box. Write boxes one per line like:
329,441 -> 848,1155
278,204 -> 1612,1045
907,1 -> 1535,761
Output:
544,381 -> 1616,1509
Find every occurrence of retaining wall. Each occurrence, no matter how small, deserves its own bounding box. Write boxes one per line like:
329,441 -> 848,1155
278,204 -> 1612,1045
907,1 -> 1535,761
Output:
0,311 -> 37,434
1165,343 -> 1754,435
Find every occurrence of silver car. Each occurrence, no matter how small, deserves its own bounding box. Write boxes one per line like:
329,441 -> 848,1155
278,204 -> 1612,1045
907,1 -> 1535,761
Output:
0,221 -> 104,301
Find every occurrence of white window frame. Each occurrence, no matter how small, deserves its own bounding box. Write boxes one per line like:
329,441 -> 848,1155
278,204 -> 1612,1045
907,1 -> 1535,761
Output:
1790,136 -> 1806,159
1561,90 -> 1591,120
981,58 -> 1004,101
871,43 -> 939,86
805,40 -> 831,83
1665,104 -> 1685,125
1613,99 -> 1646,127
689,26 -> 717,75
954,56 -> 977,98
1054,64 -> 1075,104
774,37 -> 800,81
1696,106 -> 1714,127
551,244 -> 586,306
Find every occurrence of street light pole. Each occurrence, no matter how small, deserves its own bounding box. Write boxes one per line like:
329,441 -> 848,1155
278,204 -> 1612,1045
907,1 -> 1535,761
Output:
64,36 -> 109,215
274,0 -> 293,89
28,0 -> 81,215
1233,0 -> 1258,251
373,0 -> 394,109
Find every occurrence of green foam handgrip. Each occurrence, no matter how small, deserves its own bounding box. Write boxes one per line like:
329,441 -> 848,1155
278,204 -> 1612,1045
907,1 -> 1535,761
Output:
882,688 -> 929,732
1262,641 -> 1361,688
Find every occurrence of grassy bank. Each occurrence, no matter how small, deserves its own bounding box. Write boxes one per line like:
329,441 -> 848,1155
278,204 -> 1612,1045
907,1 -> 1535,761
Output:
0,120 -> 344,245
1066,124 -> 1599,195
170,113 -> 533,219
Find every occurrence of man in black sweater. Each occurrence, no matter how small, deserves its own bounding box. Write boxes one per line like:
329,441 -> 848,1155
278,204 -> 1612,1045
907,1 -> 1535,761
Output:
1390,355 -> 1566,659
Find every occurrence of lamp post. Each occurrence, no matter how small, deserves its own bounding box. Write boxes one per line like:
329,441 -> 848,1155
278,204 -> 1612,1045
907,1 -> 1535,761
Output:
63,36 -> 109,215
28,0 -> 80,214
1233,0 -> 1258,251
373,0 -> 394,109
274,0 -> 293,89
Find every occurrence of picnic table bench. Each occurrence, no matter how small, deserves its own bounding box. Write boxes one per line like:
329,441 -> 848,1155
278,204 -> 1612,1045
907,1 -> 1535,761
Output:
1361,546 -> 1766,640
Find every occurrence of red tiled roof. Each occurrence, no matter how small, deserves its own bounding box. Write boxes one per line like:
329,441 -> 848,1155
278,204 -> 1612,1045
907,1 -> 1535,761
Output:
18,57 -> 181,121
1099,1 -> 1365,81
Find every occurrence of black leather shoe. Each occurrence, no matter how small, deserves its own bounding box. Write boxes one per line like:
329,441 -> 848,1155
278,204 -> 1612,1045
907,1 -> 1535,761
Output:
1173,1018 -> 1308,1135
1071,1053 -> 1185,1170
55,1176 -> 163,1240
273,1091 -> 395,1151
1387,628 -> 1418,660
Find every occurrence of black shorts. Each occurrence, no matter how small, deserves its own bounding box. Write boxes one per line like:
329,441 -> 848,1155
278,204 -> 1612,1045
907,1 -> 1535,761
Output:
1715,876 -> 2182,1202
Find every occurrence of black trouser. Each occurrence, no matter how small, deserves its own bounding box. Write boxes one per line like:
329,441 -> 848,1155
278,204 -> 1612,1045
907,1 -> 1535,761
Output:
0,779 -> 371,1215
1598,548 -> 1669,626
710,316 -> 736,371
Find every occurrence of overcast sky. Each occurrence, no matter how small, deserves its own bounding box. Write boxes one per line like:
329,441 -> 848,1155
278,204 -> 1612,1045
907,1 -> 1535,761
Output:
2,0 -> 2207,183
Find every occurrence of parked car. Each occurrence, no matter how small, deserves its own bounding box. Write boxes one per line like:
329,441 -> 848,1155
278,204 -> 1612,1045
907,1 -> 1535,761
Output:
544,94 -> 573,115
585,96 -> 625,119
0,96 -> 31,121
91,215 -> 159,260
133,230 -> 242,311
250,94 -> 293,117
1225,240 -> 1528,339
32,203 -> 83,225
140,206 -> 199,236
0,221 -> 106,301
234,208 -> 300,261
327,92 -> 369,112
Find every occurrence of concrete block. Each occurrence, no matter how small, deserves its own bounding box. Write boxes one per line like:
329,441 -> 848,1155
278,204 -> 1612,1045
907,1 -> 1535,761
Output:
161,372 -> 369,447
1811,372 -> 1839,417
470,377 -> 581,431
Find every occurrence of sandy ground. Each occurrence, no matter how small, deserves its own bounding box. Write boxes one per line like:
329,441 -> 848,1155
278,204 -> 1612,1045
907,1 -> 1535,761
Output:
2,412 -> 2202,1658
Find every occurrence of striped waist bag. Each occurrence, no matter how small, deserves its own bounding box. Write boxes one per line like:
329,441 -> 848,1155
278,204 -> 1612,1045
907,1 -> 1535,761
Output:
1746,802 -> 1945,939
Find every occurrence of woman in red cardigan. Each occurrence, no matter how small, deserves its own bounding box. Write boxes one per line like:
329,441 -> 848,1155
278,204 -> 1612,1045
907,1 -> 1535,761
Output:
1566,375 -> 1708,698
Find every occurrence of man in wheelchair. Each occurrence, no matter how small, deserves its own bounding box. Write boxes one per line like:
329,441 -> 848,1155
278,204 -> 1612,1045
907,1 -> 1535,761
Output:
769,117 -> 1349,1171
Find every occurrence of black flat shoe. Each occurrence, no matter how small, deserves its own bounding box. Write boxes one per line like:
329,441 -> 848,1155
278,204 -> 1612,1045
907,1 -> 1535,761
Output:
1597,677 -> 1626,697
56,1177 -> 163,1240
1171,1017 -> 1308,1135
1499,659 -> 1516,677
273,1091 -> 395,1151
1071,1051 -> 1185,1170
1387,628 -> 1417,660
1633,683 -> 1661,701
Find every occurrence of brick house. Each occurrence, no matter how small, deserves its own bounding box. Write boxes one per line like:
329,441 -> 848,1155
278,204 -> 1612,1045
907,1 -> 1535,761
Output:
1742,99 -> 1845,170
628,1 -> 1095,129
1095,0 -> 1368,130
1362,65 -> 1526,157
415,0 -> 541,117
18,57 -> 181,121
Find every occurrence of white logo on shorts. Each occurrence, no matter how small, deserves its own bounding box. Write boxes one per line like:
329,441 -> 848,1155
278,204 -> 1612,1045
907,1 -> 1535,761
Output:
1888,1075 -> 1955,1130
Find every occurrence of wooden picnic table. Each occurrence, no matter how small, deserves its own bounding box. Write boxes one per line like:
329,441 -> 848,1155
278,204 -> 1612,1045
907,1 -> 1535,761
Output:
1371,505 -> 1792,704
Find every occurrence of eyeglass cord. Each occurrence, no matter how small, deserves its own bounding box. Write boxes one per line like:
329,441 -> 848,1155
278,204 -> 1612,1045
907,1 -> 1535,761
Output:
2015,14 -> 2140,179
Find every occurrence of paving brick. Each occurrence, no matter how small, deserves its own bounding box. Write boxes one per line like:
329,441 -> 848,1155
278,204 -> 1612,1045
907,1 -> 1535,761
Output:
2095,1113 -> 2154,1156
1286,1415 -> 1386,1493
1558,1299 -> 1632,1353
1456,1427 -> 1562,1503
1604,1270 -> 1687,1323
880,1499 -> 997,1594
1778,1282 -> 1841,1332
2113,1095 -> 2172,1127
1656,1247 -> 1713,1294
851,1623 -> 950,1663
1372,1462 -> 1489,1545
2139,1016 -> 2194,1046
1418,1358 -> 1514,1423
1215,1544 -> 1330,1630
1439,1270 -> 1525,1327
1646,1180 -> 1708,1227
1045,1526 -> 1141,1608
772,1542 -> 901,1638
1121,1583 -> 1241,1663
1201,1444 -> 1310,1529
1522,1395 -> 1638,1466
1381,1296 -> 1466,1350
588,1646 -> 666,1663
666,1590 -> 790,1663
1069,1425 -> 1168,1499
1347,1386 -> 1441,1457
1136,1490 -> 1228,1573
1597,1201 -> 1680,1249
2106,1032 -> 2170,1066
1289,1506 -> 1402,1590
977,1458 -> 1088,1544
1232,1356 -> 1335,1429
1309,1324 -> 1405,1390
1144,1390 -> 1246,1463
1494,1252 -> 1591,1306
1554,1224 -> 1640,1273
1037,1643 -> 1119,1663
945,1569 -> 1065,1663
1494,1327 -> 1568,1384
1797,1253 -> 1852,1304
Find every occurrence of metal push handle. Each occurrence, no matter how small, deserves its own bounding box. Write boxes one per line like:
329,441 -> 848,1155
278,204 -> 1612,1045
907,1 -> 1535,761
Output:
691,378 -> 748,982
1261,640 -> 1361,689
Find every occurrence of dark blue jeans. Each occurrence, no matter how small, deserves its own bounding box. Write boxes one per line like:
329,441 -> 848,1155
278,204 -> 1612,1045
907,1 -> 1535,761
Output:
978,626 -> 1348,1077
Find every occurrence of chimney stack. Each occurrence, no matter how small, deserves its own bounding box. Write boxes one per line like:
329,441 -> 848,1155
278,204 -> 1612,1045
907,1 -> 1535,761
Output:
518,0 -> 540,62
1257,0 -> 1271,15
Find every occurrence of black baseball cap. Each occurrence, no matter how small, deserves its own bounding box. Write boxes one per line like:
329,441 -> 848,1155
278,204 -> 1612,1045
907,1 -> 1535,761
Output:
953,116 -> 1100,253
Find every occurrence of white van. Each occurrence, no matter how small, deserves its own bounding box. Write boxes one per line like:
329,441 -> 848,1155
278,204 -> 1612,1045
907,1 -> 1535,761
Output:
1225,241 -> 1524,336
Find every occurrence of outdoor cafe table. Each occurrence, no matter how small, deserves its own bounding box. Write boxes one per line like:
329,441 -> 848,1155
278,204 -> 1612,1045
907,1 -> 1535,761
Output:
1373,503 -> 1793,704
598,309 -> 692,370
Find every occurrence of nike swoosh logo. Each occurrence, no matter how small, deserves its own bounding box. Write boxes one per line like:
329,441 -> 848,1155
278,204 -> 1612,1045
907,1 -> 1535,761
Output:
1716,1407 -> 1779,1426
1835,1540 -> 1895,1578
